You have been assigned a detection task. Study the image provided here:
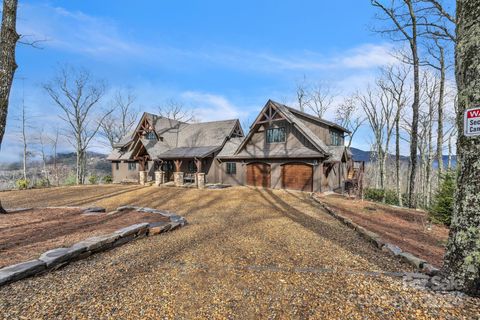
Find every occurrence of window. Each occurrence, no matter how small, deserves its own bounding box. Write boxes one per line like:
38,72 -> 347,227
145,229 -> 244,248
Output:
128,162 -> 136,171
188,160 -> 196,173
226,162 -> 236,175
115,162 -> 119,170
330,130 -> 343,146
145,132 -> 156,140
266,127 -> 286,143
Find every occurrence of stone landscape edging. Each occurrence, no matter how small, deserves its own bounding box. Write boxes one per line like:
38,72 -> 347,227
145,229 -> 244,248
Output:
311,194 -> 439,276
0,206 -> 187,287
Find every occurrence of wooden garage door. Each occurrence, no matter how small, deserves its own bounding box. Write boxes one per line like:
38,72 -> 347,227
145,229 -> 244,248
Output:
246,163 -> 271,188
282,163 -> 313,192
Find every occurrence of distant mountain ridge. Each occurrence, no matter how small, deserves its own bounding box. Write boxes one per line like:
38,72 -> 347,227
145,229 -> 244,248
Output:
350,147 -> 457,167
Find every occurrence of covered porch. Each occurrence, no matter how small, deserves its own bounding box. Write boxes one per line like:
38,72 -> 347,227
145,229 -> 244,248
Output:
153,146 -> 219,188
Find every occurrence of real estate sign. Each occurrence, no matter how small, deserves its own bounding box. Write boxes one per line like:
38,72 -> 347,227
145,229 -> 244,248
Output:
465,106 -> 480,136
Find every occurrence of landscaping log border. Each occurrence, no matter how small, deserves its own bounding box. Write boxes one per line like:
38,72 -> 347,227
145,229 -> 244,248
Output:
311,194 -> 439,276
0,206 -> 187,287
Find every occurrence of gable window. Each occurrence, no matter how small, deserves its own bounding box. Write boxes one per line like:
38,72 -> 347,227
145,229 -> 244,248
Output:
145,132 -> 156,140
266,127 -> 286,143
330,130 -> 343,146
128,162 -> 137,171
226,162 -> 236,175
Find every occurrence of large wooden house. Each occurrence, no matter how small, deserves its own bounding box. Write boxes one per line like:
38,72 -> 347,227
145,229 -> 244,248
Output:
107,100 -> 354,192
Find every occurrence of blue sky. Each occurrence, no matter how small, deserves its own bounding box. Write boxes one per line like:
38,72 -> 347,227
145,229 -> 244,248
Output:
1,0 -> 399,162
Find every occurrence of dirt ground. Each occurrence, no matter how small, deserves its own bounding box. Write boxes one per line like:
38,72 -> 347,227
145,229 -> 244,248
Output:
0,207 -> 169,267
0,185 -> 478,319
318,194 -> 449,267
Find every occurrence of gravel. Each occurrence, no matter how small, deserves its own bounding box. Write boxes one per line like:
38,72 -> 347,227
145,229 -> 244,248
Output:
0,186 -> 478,318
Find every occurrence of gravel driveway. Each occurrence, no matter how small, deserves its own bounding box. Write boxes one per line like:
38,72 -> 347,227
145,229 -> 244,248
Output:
0,186 -> 478,318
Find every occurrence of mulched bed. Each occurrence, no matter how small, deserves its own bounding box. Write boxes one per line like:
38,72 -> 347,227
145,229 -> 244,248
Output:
0,207 -> 169,268
318,194 -> 449,268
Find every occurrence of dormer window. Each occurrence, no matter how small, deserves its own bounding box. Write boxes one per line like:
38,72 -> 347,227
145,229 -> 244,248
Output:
330,130 -> 342,146
145,132 -> 156,140
266,127 -> 286,143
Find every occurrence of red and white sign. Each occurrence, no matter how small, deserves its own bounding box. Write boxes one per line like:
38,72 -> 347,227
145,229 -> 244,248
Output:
465,107 -> 480,136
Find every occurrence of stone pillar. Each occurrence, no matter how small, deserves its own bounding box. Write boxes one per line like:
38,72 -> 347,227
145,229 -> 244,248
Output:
174,172 -> 184,187
139,171 -> 147,185
196,173 -> 205,189
154,171 -> 164,186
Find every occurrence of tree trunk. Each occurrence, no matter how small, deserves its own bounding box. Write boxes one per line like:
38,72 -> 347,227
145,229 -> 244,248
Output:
442,0 -> 480,296
395,114 -> 402,206
447,135 -> 453,170
437,47 -> 445,178
0,0 -> 19,213
408,0 -> 420,208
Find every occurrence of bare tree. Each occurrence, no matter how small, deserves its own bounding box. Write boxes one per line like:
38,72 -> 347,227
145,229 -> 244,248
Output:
12,78 -> 31,182
442,0 -> 480,296
295,75 -> 309,112
158,99 -> 194,123
372,0 -> 421,208
334,96 -> 365,148
0,0 -> 19,213
44,65 -> 109,185
380,64 -> 410,206
48,128 -> 60,186
37,128 -> 50,186
357,85 -> 395,202
421,71 -> 439,206
307,83 -> 336,118
100,89 -> 138,148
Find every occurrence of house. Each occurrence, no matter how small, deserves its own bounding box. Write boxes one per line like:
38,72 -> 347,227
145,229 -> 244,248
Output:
107,99 -> 353,192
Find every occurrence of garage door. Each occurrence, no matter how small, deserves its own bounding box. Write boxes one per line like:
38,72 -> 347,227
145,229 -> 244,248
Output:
246,163 -> 271,188
282,163 -> 313,192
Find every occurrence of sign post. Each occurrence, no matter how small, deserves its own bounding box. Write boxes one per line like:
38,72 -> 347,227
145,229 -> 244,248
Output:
464,106 -> 480,136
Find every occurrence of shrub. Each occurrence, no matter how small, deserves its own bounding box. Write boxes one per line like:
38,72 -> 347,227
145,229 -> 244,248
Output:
15,178 -> 30,190
64,172 -> 77,186
430,171 -> 455,226
88,174 -> 99,185
35,178 -> 50,188
103,175 -> 113,184
364,188 -> 400,206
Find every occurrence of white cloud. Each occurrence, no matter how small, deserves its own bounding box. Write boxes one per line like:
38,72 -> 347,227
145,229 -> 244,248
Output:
18,3 -> 143,58
181,91 -> 249,122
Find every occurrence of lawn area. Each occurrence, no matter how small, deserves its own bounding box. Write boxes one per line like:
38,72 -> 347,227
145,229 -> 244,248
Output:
0,185 -> 478,318
318,194 -> 449,267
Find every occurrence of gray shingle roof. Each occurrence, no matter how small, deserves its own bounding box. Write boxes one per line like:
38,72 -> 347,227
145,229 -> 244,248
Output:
107,114 -> 241,161
156,146 -> 220,159
217,137 -> 244,158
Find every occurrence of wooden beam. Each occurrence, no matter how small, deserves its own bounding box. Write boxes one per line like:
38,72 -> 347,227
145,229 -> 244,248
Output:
174,160 -> 182,172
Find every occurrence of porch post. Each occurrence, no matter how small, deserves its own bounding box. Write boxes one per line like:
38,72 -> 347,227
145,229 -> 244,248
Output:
194,158 -> 204,188
139,170 -> 147,185
173,159 -> 184,187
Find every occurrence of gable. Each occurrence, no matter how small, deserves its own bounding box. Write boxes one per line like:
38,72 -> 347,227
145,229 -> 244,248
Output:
235,100 -> 329,157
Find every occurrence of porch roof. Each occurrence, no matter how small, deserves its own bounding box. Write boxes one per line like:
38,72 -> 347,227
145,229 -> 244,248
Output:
156,146 -> 220,159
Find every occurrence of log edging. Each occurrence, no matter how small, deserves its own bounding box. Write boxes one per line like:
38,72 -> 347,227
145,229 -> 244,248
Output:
0,206 -> 187,287
311,194 -> 439,275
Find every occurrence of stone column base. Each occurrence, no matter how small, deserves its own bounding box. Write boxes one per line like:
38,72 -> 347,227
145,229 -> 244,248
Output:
139,171 -> 147,185
173,172 -> 184,187
196,173 -> 205,189
154,171 -> 165,186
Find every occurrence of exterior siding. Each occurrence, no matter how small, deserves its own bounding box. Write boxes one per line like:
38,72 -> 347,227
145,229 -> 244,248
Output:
242,120 -> 318,157
295,113 -> 345,146
112,161 -> 139,183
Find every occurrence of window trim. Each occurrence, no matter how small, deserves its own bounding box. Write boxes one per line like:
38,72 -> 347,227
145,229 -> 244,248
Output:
330,129 -> 343,146
226,162 -> 236,175
266,127 -> 286,144
128,162 -> 137,171
115,162 -> 119,170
